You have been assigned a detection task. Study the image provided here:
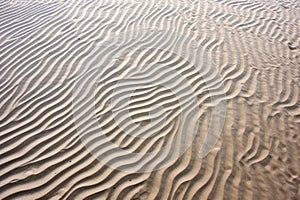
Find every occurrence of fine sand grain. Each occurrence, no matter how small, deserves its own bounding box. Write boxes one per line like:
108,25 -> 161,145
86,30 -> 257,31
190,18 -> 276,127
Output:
0,0 -> 299,199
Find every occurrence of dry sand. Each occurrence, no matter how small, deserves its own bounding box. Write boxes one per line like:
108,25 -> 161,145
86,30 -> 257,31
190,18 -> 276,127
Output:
0,0 -> 300,199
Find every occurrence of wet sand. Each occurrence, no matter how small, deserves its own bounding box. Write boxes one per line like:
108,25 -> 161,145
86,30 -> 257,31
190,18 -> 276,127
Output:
0,0 -> 299,199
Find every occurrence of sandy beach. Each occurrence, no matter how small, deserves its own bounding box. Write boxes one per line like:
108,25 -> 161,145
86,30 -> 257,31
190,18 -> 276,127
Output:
0,0 -> 299,199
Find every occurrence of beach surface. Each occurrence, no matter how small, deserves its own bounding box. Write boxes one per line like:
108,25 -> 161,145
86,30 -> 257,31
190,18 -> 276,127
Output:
0,0 -> 299,199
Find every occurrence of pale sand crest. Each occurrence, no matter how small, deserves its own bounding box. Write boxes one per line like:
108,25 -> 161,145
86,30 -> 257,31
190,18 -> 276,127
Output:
0,0 -> 299,199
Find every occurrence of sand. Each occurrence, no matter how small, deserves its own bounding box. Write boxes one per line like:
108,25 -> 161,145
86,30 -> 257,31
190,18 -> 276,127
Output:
0,0 -> 299,199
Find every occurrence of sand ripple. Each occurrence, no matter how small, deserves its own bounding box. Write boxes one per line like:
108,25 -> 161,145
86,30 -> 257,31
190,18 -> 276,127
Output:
0,0 -> 299,199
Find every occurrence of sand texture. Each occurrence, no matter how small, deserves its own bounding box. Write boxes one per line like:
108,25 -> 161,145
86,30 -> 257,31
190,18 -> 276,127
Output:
0,0 -> 300,199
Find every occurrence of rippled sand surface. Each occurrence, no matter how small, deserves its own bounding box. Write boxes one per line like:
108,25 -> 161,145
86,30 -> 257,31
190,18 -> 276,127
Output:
0,0 -> 299,199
